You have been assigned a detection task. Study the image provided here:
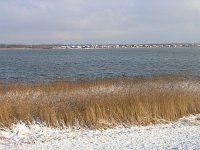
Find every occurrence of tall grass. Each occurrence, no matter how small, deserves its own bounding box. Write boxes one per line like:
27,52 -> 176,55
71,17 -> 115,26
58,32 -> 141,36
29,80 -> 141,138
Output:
0,76 -> 200,129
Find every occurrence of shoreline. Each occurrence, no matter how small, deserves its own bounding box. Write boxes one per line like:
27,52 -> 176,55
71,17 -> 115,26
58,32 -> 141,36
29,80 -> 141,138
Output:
0,47 -> 199,51
0,48 -> 28,50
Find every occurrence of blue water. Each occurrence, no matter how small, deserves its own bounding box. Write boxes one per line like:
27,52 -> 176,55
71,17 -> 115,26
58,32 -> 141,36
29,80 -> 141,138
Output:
0,48 -> 200,82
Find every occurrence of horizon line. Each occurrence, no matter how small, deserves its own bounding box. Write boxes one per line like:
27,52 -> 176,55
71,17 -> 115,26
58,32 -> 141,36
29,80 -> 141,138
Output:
1,42 -> 200,46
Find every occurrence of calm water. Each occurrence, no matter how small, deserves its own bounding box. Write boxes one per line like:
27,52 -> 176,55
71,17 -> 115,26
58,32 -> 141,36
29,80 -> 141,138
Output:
0,48 -> 200,82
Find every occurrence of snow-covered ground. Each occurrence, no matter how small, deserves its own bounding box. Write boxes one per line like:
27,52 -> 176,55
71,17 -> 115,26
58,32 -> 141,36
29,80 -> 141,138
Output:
0,114 -> 200,150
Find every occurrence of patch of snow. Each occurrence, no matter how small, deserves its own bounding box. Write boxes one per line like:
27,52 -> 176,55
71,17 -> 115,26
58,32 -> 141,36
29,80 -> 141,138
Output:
0,114 -> 200,150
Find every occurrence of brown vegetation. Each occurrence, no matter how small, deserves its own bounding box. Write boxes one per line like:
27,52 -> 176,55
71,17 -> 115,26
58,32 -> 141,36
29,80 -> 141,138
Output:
0,76 -> 200,129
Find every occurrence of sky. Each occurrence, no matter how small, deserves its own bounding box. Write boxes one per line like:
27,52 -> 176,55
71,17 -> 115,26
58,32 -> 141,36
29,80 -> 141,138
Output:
0,0 -> 200,44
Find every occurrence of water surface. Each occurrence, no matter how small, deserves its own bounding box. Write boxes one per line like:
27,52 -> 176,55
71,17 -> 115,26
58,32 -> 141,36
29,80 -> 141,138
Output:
0,48 -> 200,82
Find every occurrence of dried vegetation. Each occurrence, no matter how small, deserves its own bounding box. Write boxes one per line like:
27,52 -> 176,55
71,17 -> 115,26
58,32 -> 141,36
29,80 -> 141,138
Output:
0,76 -> 200,129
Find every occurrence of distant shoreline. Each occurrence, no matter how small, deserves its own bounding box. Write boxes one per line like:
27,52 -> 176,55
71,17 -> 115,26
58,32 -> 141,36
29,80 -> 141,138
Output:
0,47 -> 199,51
0,46 -> 200,50
0,43 -> 200,50
0,48 -> 27,50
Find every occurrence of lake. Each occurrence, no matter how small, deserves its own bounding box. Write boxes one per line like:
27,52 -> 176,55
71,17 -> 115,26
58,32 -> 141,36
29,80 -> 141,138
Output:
0,48 -> 200,82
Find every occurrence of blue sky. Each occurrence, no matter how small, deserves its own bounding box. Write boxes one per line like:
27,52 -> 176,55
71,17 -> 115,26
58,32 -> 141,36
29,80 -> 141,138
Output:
0,0 -> 199,44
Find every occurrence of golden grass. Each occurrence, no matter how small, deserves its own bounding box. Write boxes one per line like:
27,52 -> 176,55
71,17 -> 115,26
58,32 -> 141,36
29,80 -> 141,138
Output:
0,76 -> 200,129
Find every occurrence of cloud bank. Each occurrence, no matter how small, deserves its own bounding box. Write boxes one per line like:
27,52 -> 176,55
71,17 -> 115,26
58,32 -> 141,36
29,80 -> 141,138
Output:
0,0 -> 199,44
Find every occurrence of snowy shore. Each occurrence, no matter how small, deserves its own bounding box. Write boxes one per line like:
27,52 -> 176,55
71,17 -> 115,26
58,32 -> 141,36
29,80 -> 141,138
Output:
0,114 -> 200,150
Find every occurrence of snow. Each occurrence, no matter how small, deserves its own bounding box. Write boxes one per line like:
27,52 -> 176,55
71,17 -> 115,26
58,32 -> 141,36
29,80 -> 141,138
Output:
0,114 -> 200,150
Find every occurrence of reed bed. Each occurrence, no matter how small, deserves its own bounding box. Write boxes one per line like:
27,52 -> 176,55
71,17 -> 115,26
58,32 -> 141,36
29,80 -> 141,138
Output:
0,76 -> 200,129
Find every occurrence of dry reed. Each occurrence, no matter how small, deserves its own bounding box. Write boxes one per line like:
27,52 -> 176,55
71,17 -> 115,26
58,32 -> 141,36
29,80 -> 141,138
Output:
0,76 -> 200,129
